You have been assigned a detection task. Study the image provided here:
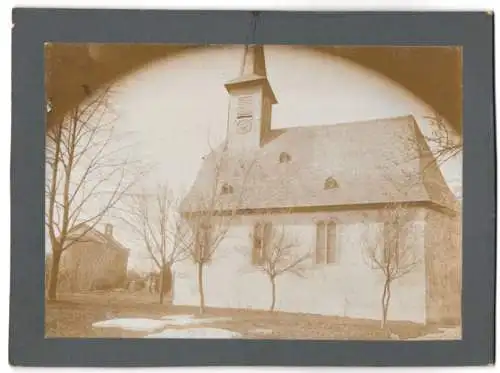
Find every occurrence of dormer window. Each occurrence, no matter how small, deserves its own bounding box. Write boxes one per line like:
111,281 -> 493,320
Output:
279,152 -> 291,164
324,177 -> 339,190
221,183 -> 234,195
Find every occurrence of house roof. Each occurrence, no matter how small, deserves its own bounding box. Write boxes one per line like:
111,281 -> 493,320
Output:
180,115 -> 458,215
65,225 -> 129,253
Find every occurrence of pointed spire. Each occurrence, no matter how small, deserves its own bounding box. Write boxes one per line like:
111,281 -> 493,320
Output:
240,44 -> 267,77
225,44 -> 277,104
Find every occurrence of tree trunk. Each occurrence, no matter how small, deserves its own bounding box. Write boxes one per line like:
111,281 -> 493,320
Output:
385,283 -> 392,328
148,275 -> 153,294
380,280 -> 391,331
197,262 -> 205,314
380,286 -> 386,329
159,268 -> 165,305
269,277 -> 277,312
47,250 -> 62,301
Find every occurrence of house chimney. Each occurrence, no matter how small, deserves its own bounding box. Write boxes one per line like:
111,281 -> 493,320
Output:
105,223 -> 113,238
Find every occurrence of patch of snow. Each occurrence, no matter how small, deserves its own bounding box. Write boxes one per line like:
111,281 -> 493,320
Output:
161,315 -> 231,325
389,333 -> 400,340
161,314 -> 195,320
145,327 -> 242,339
92,318 -> 168,332
410,327 -> 461,340
250,328 -> 273,335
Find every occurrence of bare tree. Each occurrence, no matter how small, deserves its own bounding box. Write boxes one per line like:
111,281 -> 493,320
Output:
362,203 -> 421,331
176,144 -> 255,314
246,219 -> 310,311
45,43 -> 106,134
45,86 -> 142,301
369,116 -> 458,331
123,185 -> 187,304
423,115 -> 462,167
398,114 -> 462,171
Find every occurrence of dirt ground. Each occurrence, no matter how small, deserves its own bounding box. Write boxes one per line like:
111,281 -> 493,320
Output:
45,291 -> 445,340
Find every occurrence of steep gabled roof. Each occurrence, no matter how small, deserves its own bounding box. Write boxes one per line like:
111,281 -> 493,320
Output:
65,225 -> 129,253
180,115 -> 457,214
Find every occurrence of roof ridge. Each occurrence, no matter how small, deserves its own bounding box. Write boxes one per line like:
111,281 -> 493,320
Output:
268,114 -> 416,133
66,224 -> 129,252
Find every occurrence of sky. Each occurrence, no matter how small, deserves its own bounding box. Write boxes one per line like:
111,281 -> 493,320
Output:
48,45 -> 463,272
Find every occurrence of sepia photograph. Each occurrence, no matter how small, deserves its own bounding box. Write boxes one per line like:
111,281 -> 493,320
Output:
44,43 -> 462,341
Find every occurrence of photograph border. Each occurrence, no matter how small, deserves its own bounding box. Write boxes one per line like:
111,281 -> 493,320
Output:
10,9 -> 495,366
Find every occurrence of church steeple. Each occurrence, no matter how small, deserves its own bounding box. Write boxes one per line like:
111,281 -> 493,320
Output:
225,45 -> 277,102
224,45 -> 277,151
241,44 -> 267,76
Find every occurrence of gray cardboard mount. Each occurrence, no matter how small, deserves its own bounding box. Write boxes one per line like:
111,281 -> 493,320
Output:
10,9 -> 495,367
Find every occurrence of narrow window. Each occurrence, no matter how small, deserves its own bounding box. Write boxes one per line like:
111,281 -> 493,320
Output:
383,220 -> 400,266
316,222 -> 326,264
263,222 -> 272,258
326,222 -> 337,263
252,222 -> 272,265
316,221 -> 337,264
252,223 -> 263,265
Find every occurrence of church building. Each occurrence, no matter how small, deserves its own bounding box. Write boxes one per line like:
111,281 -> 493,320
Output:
174,45 -> 461,324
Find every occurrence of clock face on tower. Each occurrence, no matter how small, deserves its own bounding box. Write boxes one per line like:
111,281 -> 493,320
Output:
235,117 -> 252,134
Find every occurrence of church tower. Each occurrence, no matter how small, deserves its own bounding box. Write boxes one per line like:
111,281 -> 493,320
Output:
224,45 -> 277,151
